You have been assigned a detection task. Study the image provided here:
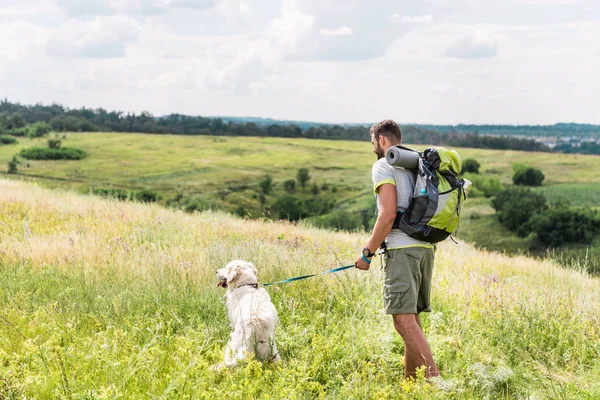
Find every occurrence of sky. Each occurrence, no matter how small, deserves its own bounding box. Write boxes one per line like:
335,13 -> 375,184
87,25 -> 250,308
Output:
0,0 -> 599,125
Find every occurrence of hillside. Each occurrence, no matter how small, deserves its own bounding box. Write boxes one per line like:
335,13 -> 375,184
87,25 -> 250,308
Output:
1,133 -> 599,271
0,179 -> 598,398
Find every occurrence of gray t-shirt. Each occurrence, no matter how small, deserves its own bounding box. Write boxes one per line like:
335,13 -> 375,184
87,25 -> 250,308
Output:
372,158 -> 432,249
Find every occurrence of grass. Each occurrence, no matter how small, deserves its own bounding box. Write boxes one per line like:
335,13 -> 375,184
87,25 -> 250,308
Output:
1,179 -> 599,399
534,182 -> 600,208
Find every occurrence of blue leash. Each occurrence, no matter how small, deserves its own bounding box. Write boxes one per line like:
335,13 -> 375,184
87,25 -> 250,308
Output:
261,264 -> 355,287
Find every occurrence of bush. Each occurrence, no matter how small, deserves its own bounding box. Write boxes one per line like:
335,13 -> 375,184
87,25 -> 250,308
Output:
92,188 -> 159,203
0,135 -> 17,145
306,211 -> 362,231
258,174 -> 273,194
273,194 -> 303,221
27,122 -> 53,138
284,179 -> 296,193
311,183 -> 320,195
7,127 -> 29,137
462,158 -> 480,174
297,168 -> 310,189
464,174 -> 503,198
48,138 -> 62,149
19,146 -> 87,160
7,156 -> 19,174
529,206 -> 599,247
491,187 -> 548,236
513,164 -> 545,186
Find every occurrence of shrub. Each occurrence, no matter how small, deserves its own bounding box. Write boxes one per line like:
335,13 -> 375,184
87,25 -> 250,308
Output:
513,164 -> 545,186
311,183 -> 320,195
464,174 -> 503,198
306,211 -> 362,231
136,189 -> 160,203
92,188 -> 159,203
7,127 -> 29,137
284,179 -> 296,193
0,135 -> 17,145
297,168 -> 310,189
258,174 -> 273,194
19,146 -> 87,160
273,194 -> 303,221
92,188 -> 131,200
7,156 -> 19,174
529,206 -> 599,247
27,122 -> 53,138
48,138 -> 62,149
462,158 -> 480,174
491,187 -> 548,236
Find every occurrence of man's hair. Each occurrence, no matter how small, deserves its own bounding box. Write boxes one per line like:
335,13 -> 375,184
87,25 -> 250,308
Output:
370,119 -> 402,144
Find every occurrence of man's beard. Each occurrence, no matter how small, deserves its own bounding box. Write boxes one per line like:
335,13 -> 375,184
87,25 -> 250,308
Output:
375,146 -> 385,160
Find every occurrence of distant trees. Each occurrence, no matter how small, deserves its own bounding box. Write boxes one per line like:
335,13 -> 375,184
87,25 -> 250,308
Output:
0,99 -> 567,153
513,164 -> 545,186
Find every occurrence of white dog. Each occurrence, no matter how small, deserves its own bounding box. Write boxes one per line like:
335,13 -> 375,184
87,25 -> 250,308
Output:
216,260 -> 280,368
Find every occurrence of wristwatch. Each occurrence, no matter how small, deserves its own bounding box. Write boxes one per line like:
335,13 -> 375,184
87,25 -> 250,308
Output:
362,247 -> 375,258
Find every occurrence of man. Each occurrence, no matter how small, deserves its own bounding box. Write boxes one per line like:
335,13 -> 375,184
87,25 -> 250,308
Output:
355,119 -> 440,380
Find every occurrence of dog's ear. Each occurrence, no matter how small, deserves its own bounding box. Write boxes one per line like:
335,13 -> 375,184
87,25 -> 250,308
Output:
226,264 -> 242,286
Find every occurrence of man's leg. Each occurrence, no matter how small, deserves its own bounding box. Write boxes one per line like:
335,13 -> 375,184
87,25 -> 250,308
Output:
392,314 -> 439,379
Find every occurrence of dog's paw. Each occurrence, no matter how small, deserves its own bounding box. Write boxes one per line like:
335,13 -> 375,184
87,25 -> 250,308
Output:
210,361 -> 237,372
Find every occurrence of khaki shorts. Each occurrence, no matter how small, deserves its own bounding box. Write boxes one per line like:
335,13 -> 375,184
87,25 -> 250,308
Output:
382,247 -> 435,315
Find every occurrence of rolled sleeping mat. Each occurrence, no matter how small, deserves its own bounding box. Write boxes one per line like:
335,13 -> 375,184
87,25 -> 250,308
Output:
385,145 -> 420,170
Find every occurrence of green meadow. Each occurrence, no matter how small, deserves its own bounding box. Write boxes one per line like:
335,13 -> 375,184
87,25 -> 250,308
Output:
1,179 -> 599,399
1,132 -> 600,268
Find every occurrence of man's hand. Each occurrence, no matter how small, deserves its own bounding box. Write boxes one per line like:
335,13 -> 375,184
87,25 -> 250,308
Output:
355,255 -> 372,271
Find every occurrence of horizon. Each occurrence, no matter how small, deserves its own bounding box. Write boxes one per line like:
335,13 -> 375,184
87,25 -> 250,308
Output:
1,0 -> 599,125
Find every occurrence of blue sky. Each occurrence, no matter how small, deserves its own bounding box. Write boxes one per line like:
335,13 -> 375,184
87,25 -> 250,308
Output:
0,0 -> 598,124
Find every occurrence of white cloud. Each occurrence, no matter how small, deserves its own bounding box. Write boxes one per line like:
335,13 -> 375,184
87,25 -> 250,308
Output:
388,14 -> 433,24
446,28 -> 498,58
267,0 -> 314,50
46,15 -> 141,58
1,0 -> 599,124
54,0 -> 216,16
319,26 -> 353,36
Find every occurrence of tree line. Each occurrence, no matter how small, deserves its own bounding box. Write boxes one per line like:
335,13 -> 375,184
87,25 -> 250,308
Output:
0,99 -> 552,152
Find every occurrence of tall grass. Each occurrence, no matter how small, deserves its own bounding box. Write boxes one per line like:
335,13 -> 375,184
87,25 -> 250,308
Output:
1,179 -> 599,399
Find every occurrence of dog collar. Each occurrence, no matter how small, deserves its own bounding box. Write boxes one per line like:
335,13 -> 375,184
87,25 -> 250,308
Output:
238,283 -> 259,289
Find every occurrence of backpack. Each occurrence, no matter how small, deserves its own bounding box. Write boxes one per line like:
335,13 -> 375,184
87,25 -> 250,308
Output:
385,145 -> 468,243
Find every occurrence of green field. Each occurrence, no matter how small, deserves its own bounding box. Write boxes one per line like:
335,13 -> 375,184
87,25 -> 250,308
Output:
1,132 -> 600,269
1,179 -> 599,398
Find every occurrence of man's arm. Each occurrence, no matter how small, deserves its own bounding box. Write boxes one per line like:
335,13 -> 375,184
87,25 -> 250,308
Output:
355,183 -> 397,270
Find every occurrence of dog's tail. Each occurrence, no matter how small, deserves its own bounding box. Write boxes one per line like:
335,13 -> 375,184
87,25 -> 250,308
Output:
249,311 -> 271,331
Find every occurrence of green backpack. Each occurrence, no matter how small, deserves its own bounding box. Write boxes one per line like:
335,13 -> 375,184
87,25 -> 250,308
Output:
386,146 -> 468,243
